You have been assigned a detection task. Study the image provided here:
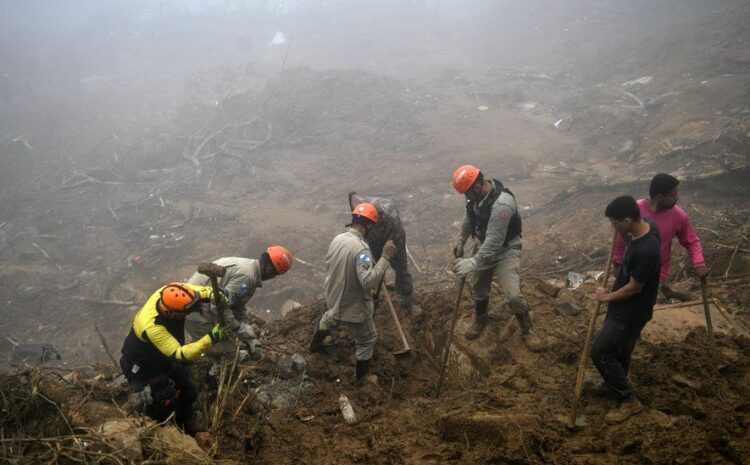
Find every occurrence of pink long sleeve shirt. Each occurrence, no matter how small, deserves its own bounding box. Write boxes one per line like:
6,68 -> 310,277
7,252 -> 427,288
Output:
613,198 -> 705,283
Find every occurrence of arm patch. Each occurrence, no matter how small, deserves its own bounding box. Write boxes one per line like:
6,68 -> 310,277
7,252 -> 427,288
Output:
358,252 -> 372,270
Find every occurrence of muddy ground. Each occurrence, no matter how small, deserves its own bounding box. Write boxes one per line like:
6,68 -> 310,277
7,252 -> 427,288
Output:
1,0 -> 750,463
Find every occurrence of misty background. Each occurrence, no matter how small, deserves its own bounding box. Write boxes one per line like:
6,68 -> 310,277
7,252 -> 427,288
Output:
1,0 -> 749,364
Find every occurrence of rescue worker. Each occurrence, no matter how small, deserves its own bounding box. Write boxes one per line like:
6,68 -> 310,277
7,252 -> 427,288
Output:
120,282 -> 229,433
450,165 -> 544,351
309,203 -> 397,384
347,191 -> 415,311
185,246 -> 294,366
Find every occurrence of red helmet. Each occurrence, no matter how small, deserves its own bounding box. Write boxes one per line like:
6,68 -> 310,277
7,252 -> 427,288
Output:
452,165 -> 480,194
160,283 -> 199,318
267,246 -> 293,274
352,202 -> 378,223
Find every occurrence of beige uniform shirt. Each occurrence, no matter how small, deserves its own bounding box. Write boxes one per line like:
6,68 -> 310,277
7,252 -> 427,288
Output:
324,228 -> 390,323
186,257 -> 262,331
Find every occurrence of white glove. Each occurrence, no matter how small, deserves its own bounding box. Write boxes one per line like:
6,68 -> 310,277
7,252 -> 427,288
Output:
237,322 -> 256,340
453,258 -> 477,277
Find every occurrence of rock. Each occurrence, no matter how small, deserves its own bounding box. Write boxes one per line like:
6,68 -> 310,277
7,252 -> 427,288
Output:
556,302 -> 583,316
291,353 -> 307,374
281,299 -> 302,318
536,280 -> 562,298
671,374 -> 702,390
98,419 -> 143,461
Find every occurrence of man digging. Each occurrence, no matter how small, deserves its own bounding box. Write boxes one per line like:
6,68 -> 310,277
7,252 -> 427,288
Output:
309,202 -> 396,385
592,196 -> 661,424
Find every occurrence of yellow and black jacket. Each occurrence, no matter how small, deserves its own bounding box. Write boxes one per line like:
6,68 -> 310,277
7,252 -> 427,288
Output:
120,283 -> 216,378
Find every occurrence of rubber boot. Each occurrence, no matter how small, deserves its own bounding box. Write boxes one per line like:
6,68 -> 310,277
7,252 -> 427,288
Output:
464,300 -> 489,340
516,312 -> 545,352
309,329 -> 331,354
355,358 -> 372,386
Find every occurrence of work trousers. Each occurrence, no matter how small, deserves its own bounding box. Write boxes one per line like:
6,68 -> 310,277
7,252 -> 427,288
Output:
369,235 -> 413,297
590,316 -> 647,400
120,358 -> 198,430
471,248 -> 528,316
318,309 -> 377,361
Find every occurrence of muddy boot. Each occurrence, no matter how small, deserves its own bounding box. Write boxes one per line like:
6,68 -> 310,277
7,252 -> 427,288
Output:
516,312 -> 545,352
355,358 -> 372,386
309,329 -> 331,354
405,294 -> 423,319
464,300 -> 489,340
604,396 -> 644,424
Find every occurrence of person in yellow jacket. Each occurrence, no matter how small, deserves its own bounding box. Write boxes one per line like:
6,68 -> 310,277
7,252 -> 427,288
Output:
119,282 -> 229,432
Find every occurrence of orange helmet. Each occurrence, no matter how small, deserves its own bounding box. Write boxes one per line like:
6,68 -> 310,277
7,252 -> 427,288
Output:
267,246 -> 293,274
160,283 -> 200,317
451,165 -> 481,194
352,202 -> 378,223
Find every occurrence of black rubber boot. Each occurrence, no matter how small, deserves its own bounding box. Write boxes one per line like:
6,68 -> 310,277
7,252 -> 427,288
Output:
355,358 -> 372,385
464,299 -> 489,340
309,329 -> 330,353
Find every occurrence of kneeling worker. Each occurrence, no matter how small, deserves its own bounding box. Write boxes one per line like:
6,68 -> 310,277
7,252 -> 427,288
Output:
120,282 -> 229,433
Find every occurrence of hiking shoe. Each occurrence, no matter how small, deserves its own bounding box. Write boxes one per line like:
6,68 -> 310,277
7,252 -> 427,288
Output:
604,396 -> 644,424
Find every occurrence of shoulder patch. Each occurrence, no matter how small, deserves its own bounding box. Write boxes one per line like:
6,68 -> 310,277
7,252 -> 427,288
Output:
499,210 -> 510,220
358,252 -> 372,270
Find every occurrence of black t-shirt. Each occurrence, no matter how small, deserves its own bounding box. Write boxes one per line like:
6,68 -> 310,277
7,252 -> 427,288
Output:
607,220 -> 661,325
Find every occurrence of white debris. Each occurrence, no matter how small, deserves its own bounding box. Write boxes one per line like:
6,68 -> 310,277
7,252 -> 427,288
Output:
622,76 -> 653,86
269,32 -> 287,47
477,105 -> 489,111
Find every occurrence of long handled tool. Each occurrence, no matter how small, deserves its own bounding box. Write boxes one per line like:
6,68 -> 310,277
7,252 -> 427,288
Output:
699,276 -> 717,360
381,285 -> 411,358
436,276 -> 466,398
198,262 -> 228,326
568,230 -> 617,428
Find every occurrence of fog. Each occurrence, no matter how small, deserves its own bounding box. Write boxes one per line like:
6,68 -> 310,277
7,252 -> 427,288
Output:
1,0 -> 749,366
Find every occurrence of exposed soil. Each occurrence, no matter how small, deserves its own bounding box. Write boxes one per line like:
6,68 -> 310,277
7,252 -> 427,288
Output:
1,1 -> 750,463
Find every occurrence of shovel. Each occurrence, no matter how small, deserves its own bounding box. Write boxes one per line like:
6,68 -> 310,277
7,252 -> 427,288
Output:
381,284 -> 411,358
567,230 -> 616,428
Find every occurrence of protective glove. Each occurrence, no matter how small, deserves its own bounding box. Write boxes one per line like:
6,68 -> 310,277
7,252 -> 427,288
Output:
209,325 -> 228,343
382,240 -> 397,262
453,258 -> 477,277
453,238 -> 466,258
236,322 -> 256,340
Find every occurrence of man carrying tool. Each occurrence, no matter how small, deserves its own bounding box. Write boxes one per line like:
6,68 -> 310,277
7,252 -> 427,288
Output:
592,196 -> 661,424
613,173 -> 706,300
185,247 -> 293,369
347,191 -> 416,313
309,203 -> 397,384
119,282 -> 230,433
450,164 -> 544,351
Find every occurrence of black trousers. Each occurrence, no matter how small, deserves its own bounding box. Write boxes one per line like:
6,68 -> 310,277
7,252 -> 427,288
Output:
120,357 -> 198,430
590,316 -> 647,401
369,235 -> 413,296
